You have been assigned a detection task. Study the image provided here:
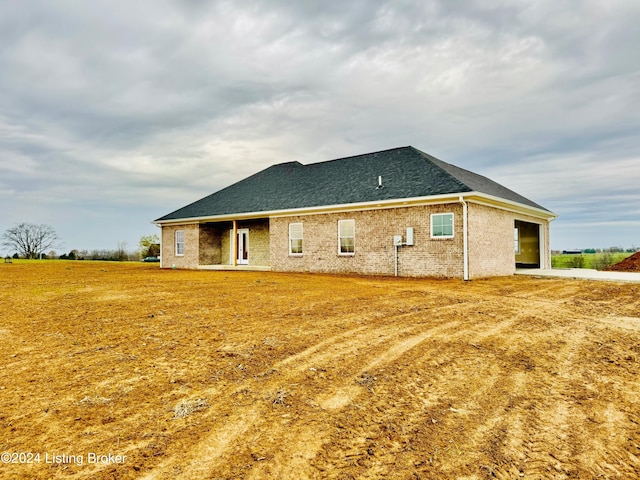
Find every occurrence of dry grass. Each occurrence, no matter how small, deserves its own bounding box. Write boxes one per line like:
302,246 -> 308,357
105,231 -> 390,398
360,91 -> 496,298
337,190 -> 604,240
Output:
173,398 -> 210,418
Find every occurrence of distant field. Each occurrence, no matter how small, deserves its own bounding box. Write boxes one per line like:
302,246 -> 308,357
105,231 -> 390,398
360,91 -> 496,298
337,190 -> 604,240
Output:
552,252 -> 632,269
1,261 -> 639,479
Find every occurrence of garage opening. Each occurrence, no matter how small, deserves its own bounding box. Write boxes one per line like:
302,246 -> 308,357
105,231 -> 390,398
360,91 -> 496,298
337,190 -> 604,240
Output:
515,220 -> 541,268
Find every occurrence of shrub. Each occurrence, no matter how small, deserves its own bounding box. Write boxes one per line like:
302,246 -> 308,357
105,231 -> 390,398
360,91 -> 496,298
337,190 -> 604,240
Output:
570,255 -> 585,268
592,252 -> 614,271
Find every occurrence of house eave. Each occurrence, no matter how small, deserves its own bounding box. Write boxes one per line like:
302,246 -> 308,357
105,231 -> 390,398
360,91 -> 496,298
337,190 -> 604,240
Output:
464,193 -> 557,220
153,192 -> 556,226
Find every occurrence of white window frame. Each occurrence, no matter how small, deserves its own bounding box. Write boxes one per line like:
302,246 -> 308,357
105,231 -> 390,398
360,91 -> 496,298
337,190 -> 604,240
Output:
514,227 -> 520,254
430,213 -> 454,239
289,223 -> 303,256
338,219 -> 355,255
175,230 -> 185,256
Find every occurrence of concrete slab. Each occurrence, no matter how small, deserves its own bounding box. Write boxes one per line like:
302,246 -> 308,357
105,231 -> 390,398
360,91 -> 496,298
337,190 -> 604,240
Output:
198,265 -> 272,271
515,268 -> 640,283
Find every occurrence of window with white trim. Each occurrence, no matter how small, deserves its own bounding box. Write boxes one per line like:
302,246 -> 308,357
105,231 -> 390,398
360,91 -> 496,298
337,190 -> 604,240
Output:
431,213 -> 454,238
175,230 -> 185,256
338,219 -> 355,255
289,223 -> 303,255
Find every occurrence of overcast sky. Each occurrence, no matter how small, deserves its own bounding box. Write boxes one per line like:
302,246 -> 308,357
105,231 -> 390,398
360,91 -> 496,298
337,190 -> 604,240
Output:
1,0 -> 639,255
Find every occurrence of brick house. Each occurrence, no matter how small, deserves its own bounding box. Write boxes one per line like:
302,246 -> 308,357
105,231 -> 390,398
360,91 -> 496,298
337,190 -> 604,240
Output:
154,146 -> 556,279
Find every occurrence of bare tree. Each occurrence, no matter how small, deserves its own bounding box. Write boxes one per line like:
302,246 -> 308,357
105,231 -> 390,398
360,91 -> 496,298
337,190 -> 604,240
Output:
114,241 -> 128,261
2,223 -> 60,259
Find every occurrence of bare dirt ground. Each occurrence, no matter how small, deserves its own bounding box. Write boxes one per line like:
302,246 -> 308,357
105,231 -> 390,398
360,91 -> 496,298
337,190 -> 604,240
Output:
1,261 -> 639,480
607,251 -> 640,272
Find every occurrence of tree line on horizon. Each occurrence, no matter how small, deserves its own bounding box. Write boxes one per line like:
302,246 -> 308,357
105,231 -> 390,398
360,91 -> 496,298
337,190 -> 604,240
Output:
1,223 -> 159,261
551,246 -> 639,255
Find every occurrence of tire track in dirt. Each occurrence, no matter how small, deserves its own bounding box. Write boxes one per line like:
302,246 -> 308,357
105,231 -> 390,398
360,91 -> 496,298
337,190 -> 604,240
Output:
249,300 -> 535,477
138,322 -> 419,479
135,325 -> 378,479
466,302 -> 584,477
261,304 -> 527,479
244,317 -> 478,480
304,295 -> 639,479
572,323 -> 640,479
478,326 -> 589,479
518,305 -> 639,479
445,301 -> 640,480
300,303 -> 523,477
139,411 -> 260,480
140,301 -> 483,479
313,323 -> 462,412
117,295 -> 463,479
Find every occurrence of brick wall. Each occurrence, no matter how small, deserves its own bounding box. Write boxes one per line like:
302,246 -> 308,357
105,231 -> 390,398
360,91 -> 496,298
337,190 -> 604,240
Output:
269,204 -> 465,277
199,223 -> 225,265
540,220 -> 551,268
467,203 -> 552,278
467,203 -> 514,278
220,228 -> 231,265
244,219 -> 270,266
161,204 -> 550,275
161,224 -> 199,269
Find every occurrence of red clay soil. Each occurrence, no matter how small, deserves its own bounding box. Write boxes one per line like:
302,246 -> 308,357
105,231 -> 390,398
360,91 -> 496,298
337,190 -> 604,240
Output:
607,251 -> 640,272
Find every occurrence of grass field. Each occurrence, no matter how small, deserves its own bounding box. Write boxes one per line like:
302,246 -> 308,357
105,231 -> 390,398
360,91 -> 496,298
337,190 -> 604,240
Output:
1,261 -> 639,479
551,252 -> 632,269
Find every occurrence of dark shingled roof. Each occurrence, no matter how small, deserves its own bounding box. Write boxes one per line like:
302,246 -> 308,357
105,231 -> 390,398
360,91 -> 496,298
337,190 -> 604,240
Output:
156,146 -> 550,222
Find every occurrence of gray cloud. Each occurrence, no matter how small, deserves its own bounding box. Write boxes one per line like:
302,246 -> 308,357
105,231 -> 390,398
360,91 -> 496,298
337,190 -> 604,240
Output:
1,0 -> 638,251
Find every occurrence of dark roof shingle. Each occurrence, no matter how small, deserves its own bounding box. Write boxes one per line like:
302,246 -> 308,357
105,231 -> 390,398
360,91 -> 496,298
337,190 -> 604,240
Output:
156,146 -> 550,222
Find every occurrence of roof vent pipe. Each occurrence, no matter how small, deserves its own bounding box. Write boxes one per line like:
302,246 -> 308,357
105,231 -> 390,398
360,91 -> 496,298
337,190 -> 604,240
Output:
377,175 -> 383,189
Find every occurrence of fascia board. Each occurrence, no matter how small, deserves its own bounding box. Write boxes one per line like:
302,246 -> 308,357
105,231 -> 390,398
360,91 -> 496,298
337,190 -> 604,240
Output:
153,194 -> 462,225
157,221 -> 200,226
465,193 -> 557,220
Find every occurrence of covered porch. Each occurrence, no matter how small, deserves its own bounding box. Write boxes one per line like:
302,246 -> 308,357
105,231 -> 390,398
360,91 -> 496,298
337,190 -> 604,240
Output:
198,218 -> 271,270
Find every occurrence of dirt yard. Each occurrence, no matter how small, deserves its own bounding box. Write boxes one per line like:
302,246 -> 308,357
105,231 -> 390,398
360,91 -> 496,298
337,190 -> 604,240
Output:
0,261 -> 639,479
608,251 -> 640,272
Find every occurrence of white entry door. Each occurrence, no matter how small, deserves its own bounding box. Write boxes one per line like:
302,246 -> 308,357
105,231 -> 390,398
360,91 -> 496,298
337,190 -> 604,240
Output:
236,229 -> 249,265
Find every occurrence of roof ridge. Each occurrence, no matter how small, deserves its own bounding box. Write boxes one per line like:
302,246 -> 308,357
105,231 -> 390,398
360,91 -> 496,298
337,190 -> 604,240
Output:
412,148 -> 549,211
155,146 -> 553,222
408,147 -> 473,192
301,146 -> 412,167
271,160 -> 303,167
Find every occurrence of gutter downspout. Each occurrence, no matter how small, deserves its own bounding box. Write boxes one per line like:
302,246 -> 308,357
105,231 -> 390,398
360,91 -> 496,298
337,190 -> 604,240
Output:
459,196 -> 469,281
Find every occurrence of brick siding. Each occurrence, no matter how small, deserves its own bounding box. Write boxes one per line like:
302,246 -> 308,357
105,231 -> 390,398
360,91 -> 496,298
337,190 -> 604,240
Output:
467,204 -> 515,278
161,203 -> 551,277
270,204 -> 465,278
161,224 -> 199,269
467,203 -> 551,277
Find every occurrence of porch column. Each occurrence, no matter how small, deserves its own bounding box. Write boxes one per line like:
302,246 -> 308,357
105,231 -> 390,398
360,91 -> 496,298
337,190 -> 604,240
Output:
232,220 -> 238,267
